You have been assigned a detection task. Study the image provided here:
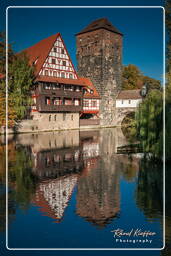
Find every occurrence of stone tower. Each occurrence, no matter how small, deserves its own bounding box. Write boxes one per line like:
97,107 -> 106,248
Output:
76,18 -> 123,126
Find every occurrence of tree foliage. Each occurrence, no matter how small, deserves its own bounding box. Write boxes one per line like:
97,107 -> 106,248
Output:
122,64 -> 161,91
166,0 -> 171,161
135,90 -> 163,160
0,32 -> 35,128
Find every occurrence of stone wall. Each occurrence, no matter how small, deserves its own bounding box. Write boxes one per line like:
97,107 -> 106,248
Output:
4,113 -> 80,134
76,28 -> 122,126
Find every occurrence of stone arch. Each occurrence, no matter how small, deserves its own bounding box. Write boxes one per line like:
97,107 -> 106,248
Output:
115,108 -> 135,126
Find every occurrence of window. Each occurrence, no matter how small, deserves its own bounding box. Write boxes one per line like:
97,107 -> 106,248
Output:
49,115 -> 51,121
45,70 -> 48,76
54,47 -> 57,52
53,98 -> 60,105
71,115 -> 73,121
44,84 -> 51,89
74,99 -> 80,106
61,49 -> 64,54
84,100 -> 89,107
129,100 -> 131,104
45,97 -> 50,105
75,86 -> 80,92
62,61 -> 66,66
92,101 -> 97,107
52,58 -> 56,64
61,72 -> 65,78
53,71 -> 57,77
64,85 -> 72,91
54,115 -> 56,121
63,113 -> 66,121
52,84 -> 60,90
69,73 -> 73,79
64,98 -> 72,105
121,100 -> 124,104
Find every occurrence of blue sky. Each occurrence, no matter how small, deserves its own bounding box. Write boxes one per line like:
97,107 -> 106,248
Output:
1,0 -> 164,81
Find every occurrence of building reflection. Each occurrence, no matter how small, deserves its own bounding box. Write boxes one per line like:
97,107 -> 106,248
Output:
76,129 -> 121,228
6,128 -> 140,226
18,130 -> 101,222
33,174 -> 78,222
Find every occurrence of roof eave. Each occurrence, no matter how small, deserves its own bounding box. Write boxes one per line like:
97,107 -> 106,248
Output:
75,27 -> 123,36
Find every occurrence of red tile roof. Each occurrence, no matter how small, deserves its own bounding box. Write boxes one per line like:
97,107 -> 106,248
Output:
116,89 -> 142,100
22,33 -> 100,99
81,77 -> 101,99
35,75 -> 89,87
23,33 -> 60,76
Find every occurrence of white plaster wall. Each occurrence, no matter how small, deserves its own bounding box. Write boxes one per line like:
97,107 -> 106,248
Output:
116,99 -> 142,108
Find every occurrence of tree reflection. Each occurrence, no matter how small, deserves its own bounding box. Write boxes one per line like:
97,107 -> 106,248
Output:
135,160 -> 163,219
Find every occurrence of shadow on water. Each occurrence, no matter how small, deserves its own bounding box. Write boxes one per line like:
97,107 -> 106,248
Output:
0,128 -> 169,251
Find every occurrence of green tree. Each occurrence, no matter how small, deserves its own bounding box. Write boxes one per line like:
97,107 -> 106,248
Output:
122,64 -> 143,90
0,31 -> 14,74
166,0 -> 171,162
8,53 -> 35,120
122,64 -> 161,91
0,32 -> 35,128
134,90 -> 163,160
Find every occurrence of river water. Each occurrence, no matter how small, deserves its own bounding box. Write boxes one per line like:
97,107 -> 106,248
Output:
0,128 -> 170,255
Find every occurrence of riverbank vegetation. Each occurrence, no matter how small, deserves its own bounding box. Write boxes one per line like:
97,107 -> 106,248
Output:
124,2 -> 171,162
0,32 -> 35,128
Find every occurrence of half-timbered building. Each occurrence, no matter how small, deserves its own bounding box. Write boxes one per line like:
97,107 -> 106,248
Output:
21,32 -> 100,131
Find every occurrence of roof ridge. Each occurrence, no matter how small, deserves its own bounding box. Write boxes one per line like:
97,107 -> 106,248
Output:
76,17 -> 123,36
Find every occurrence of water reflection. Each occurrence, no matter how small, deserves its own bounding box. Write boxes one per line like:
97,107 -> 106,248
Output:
135,161 -> 163,220
0,128 -> 166,249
